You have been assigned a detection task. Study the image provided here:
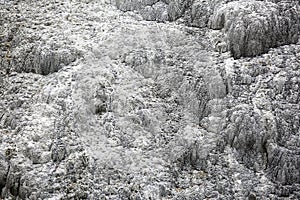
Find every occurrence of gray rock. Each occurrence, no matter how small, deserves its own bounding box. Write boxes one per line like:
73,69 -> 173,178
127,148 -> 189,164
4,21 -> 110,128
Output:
51,140 -> 66,163
115,0 -> 194,22
0,154 -> 8,193
209,0 -> 300,58
0,0 -> 299,199
184,0 -> 214,28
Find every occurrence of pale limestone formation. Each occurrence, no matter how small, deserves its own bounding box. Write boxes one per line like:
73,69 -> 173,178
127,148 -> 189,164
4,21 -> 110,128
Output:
0,0 -> 299,199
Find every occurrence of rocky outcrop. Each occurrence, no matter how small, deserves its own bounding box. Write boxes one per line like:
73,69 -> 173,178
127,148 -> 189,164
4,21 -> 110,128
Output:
217,45 -> 300,195
0,0 -> 299,199
115,0 -> 299,58
0,1 -> 80,75
10,45 -> 78,75
115,0 -> 214,25
209,0 -> 300,58
114,0 -> 215,26
115,0 -> 187,22
0,154 -> 8,193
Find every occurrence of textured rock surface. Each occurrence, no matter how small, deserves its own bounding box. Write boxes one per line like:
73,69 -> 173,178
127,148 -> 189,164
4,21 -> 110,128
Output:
114,0 -> 300,58
114,0 -> 212,25
0,0 -> 80,75
210,0 -> 300,58
0,0 -> 299,199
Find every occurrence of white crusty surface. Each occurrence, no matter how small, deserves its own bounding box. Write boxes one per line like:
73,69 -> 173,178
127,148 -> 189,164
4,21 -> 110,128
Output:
0,0 -> 299,199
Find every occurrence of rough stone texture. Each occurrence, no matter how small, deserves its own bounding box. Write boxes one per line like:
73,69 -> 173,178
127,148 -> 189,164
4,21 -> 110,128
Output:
0,154 -> 8,192
114,0 -> 212,25
0,0 -> 299,199
218,45 -> 300,188
209,0 -> 300,58
114,0 -> 299,58
0,0 -> 80,75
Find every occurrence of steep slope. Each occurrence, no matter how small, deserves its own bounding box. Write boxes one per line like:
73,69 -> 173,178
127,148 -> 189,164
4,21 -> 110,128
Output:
115,0 -> 300,58
0,0 -> 299,199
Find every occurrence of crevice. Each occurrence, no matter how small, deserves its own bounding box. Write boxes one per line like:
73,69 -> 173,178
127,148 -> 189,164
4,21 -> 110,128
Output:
262,141 -> 269,170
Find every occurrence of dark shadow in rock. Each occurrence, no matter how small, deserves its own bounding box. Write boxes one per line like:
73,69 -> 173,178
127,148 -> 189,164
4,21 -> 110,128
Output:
209,1 -> 300,58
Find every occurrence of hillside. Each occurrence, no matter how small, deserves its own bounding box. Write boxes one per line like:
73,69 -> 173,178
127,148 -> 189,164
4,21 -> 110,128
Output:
0,0 -> 299,199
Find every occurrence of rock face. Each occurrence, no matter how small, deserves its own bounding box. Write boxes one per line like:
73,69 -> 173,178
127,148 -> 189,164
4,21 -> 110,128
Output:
0,154 -> 8,192
115,0 -> 186,22
210,0 -> 300,58
114,0 -> 212,25
115,0 -> 299,58
0,0 -> 299,199
219,46 -> 300,187
0,1 -> 80,75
